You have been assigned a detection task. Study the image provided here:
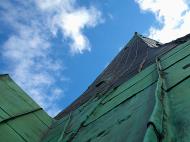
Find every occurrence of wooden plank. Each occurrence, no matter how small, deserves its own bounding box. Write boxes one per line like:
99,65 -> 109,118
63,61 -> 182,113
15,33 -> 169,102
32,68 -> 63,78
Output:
0,108 -> 10,123
71,83 -> 156,142
102,64 -> 156,104
84,70 -> 158,125
7,112 -> 49,142
167,78 -> 190,141
163,54 -> 190,90
161,40 -> 190,61
0,76 -> 41,121
0,123 -> 25,142
161,42 -> 190,70
34,110 -> 52,127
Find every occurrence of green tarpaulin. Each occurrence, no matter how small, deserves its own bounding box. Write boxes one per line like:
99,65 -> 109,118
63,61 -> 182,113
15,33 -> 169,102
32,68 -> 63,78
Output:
0,34 -> 190,142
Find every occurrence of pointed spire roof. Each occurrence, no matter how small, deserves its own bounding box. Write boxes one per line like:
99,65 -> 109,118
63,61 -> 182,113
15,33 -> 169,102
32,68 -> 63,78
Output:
55,32 -> 189,119
134,32 -> 163,48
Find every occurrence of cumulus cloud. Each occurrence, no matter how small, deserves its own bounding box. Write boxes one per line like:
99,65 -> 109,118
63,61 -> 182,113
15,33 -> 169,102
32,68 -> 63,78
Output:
135,0 -> 190,42
2,25 -> 63,116
35,0 -> 103,53
0,0 -> 102,116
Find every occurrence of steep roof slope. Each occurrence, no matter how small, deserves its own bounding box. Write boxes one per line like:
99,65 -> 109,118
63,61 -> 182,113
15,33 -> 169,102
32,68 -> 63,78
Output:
55,33 -> 190,119
42,34 -> 190,142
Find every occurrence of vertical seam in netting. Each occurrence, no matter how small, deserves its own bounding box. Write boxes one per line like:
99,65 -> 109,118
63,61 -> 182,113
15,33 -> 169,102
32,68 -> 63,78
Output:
156,57 -> 167,141
58,112 -> 72,142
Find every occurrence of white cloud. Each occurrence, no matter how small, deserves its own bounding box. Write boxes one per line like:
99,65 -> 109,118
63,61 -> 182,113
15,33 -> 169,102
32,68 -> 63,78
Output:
52,88 -> 64,97
2,26 -> 63,116
0,0 -> 103,116
35,0 -> 103,53
60,8 -> 102,53
135,0 -> 190,42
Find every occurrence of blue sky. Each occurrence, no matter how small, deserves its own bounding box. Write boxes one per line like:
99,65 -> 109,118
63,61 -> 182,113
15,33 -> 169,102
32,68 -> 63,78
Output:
0,0 -> 190,116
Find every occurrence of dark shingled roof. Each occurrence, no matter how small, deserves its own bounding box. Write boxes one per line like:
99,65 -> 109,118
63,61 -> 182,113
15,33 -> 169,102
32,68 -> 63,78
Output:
55,32 -> 190,119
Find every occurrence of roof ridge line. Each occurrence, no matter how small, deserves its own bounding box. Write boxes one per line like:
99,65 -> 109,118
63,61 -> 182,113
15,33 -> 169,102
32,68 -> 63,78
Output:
134,33 -> 162,48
